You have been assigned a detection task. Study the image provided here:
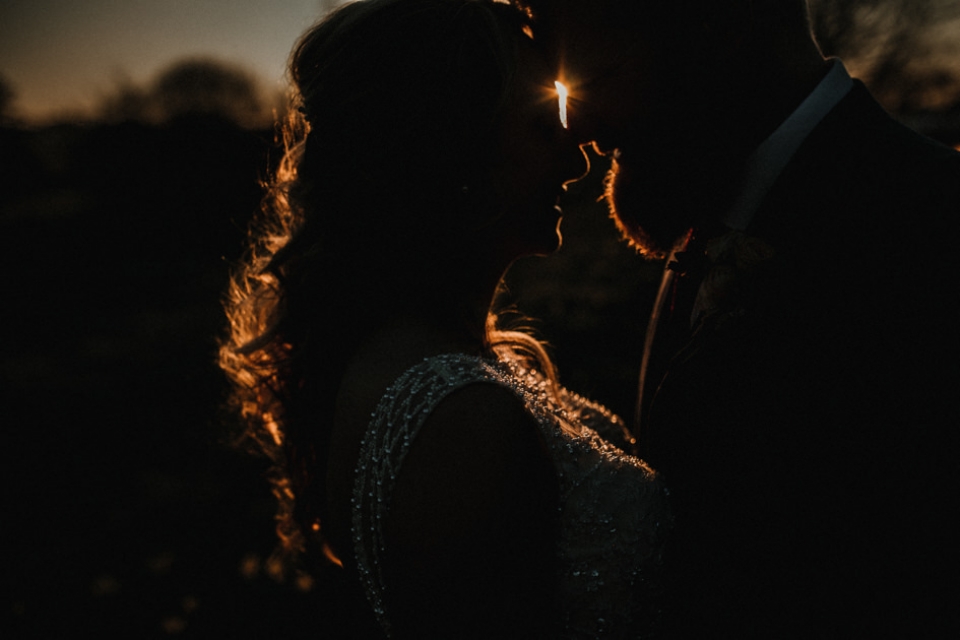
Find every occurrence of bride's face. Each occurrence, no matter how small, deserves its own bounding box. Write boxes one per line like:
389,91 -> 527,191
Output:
488,41 -> 586,259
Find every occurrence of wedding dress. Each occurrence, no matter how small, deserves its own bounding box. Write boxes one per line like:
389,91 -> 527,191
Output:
352,353 -> 670,637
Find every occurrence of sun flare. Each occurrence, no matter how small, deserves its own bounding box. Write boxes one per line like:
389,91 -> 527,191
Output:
555,80 -> 569,129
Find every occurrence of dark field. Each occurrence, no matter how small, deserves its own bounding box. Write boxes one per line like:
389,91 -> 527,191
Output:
2,115 -> 660,637
6,102 -> 958,635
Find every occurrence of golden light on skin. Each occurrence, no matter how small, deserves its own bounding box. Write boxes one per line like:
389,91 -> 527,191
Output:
555,80 -> 569,129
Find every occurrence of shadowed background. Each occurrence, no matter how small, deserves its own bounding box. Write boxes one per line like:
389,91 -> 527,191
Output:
3,1 -> 959,637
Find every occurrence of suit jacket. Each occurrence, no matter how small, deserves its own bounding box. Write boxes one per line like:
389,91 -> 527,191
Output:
639,82 -> 960,637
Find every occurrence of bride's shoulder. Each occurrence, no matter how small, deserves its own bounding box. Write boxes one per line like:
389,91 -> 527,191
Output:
385,359 -> 558,558
377,352 -> 544,454
340,350 -> 547,472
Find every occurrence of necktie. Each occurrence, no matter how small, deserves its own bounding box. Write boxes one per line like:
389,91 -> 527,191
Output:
633,228 -> 715,439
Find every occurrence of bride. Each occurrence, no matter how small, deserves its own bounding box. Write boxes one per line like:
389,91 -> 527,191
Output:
221,0 -> 669,636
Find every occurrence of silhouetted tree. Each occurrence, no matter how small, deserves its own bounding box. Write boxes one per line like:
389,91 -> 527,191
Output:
153,58 -> 266,125
95,58 -> 276,128
0,74 -> 15,124
97,77 -> 151,124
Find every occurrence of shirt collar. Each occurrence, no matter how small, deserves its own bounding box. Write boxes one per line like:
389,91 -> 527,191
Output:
722,59 -> 854,231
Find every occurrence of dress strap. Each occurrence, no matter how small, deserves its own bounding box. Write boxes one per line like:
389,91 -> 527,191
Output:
351,353 -> 509,636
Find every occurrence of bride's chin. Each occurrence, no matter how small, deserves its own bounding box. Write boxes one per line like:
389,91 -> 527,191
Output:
545,219 -> 563,254
527,212 -> 564,257
527,223 -> 563,258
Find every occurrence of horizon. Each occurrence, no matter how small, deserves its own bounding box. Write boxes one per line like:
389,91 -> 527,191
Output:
0,0 -> 345,123
2,0 -> 959,125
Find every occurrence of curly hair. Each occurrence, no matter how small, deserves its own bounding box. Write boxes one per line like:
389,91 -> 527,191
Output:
220,0 -> 555,575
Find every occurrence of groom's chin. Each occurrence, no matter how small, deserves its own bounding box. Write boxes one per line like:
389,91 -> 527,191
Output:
604,158 -> 691,259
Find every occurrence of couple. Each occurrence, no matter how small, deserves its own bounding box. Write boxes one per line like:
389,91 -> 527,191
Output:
221,0 -> 960,637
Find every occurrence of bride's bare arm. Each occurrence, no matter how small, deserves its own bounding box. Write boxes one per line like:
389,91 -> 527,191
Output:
383,383 -> 559,638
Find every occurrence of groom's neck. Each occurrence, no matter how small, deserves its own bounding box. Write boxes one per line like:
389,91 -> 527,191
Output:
712,39 -> 831,161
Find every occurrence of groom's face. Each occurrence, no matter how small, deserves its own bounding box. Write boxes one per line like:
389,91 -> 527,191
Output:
527,1 -> 733,256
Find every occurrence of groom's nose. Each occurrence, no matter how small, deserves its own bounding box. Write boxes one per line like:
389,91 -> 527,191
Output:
566,99 -> 615,153
573,115 -> 625,160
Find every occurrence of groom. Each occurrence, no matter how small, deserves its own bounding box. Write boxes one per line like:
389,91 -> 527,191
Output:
519,0 -> 960,635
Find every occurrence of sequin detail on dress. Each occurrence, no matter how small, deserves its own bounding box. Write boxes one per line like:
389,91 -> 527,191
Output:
352,353 -> 670,638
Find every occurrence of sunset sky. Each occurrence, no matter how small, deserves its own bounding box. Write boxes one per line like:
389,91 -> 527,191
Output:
3,1 -> 959,122
0,0 -> 346,121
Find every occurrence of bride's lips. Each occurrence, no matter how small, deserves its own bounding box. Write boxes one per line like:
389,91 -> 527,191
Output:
552,195 -> 564,215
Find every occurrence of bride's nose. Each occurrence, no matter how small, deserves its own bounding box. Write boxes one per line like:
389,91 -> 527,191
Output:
559,140 -> 589,188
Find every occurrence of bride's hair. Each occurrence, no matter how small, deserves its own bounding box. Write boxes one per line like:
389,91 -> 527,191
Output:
220,0 -> 553,573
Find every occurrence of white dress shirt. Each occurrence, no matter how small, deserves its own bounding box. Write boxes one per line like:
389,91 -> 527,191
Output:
722,59 -> 854,231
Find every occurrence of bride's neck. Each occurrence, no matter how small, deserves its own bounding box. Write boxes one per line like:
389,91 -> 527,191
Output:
354,238 -> 516,361
404,274 -> 511,361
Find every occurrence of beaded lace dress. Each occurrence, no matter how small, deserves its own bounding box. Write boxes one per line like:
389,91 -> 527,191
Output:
353,353 -> 670,638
